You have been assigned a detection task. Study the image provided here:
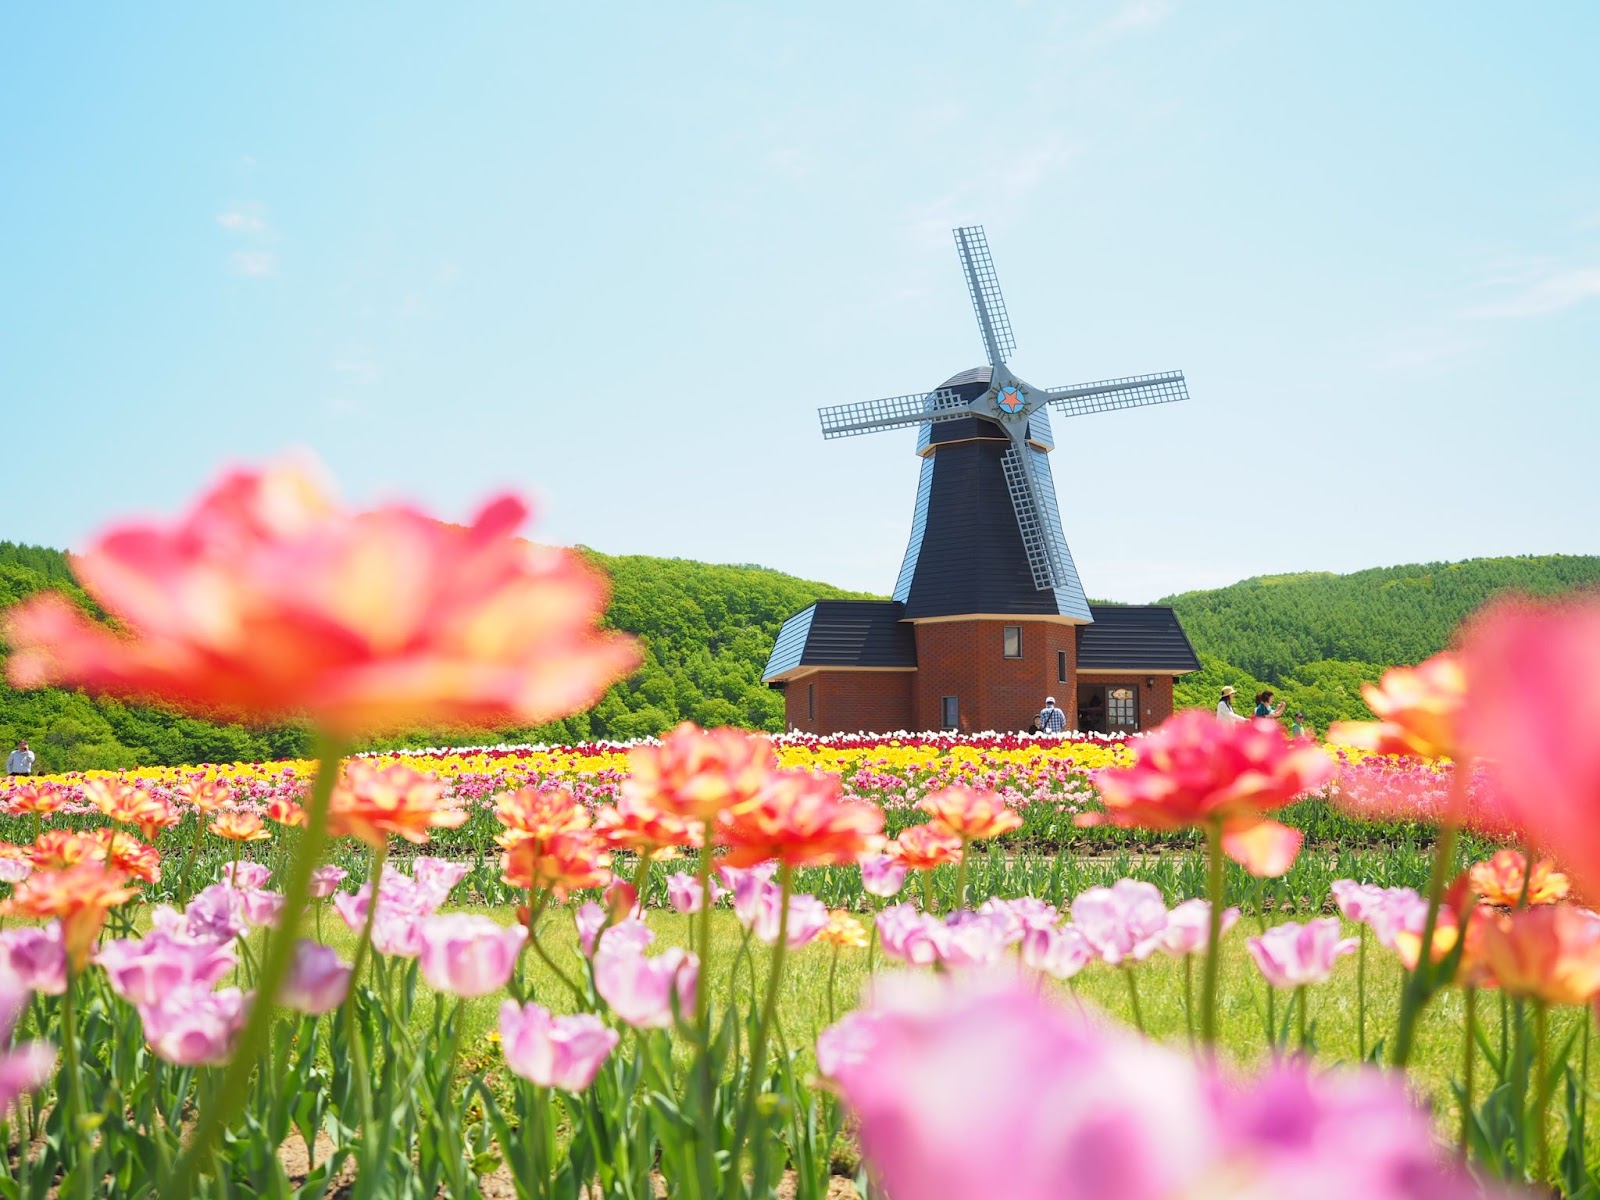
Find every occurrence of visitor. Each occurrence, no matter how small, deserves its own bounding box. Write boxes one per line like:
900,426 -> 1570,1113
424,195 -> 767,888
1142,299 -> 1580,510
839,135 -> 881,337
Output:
1036,696 -> 1067,734
1290,712 -> 1314,740
6,740 -> 34,776
1254,690 -> 1286,720
1217,686 -> 1247,724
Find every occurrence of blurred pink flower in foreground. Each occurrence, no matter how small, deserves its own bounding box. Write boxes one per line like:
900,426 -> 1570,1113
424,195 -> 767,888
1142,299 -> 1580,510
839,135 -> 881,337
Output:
139,986 -> 249,1067
97,931 -> 238,1008
876,904 -> 945,967
417,914 -> 528,998
1459,595 -> 1600,898
1247,918 -> 1359,988
0,925 -> 67,995
0,983 -> 54,1114
2,459 -> 639,733
499,1000 -> 618,1091
859,853 -> 907,898
1020,924 -> 1092,980
1069,880 -> 1169,965
279,941 -> 352,1015
819,970 -> 1501,1200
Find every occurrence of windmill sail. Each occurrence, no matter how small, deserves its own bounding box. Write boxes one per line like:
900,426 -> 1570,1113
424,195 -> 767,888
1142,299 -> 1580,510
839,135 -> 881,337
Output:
954,226 -> 1016,369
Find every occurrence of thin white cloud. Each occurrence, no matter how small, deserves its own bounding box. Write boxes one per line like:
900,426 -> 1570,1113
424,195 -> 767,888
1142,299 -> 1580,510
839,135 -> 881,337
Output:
1102,0 -> 1177,37
333,353 -> 378,386
231,250 -> 276,277
1469,263 -> 1600,319
216,210 -> 268,235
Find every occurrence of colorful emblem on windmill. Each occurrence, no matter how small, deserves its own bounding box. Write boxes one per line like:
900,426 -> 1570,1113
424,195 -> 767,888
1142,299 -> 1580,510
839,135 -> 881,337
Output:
997,385 -> 1024,414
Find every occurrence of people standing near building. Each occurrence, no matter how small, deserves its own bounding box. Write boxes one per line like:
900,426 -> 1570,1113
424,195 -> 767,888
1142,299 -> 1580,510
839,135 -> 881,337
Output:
6,740 -> 35,776
1037,696 -> 1067,734
1217,686 -> 1247,723
1254,690 -> 1287,720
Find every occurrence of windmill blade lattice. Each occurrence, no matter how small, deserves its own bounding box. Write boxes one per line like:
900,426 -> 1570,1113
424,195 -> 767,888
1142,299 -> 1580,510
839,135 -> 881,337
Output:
1044,371 -> 1187,420
818,388 -> 969,439
1000,443 -> 1060,591
954,226 -> 1016,369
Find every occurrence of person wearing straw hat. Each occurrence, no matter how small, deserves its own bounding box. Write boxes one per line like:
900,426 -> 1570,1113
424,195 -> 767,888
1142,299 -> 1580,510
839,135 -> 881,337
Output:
1216,686 -> 1247,724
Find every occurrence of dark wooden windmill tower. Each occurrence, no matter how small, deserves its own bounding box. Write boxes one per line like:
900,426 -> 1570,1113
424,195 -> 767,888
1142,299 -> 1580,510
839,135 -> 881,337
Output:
763,226 -> 1200,735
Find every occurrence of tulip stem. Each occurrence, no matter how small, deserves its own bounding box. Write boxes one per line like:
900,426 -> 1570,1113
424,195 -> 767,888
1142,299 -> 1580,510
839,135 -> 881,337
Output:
1356,924 -> 1368,1061
1460,985 -> 1476,1158
524,891 -> 586,1007
1296,984 -> 1308,1053
953,841 -> 969,912
1201,821 -> 1224,1047
59,968 -> 91,1200
169,733 -> 347,1199
1391,819 -> 1458,1067
827,944 -> 839,1026
920,869 -> 934,914
732,864 -> 792,1159
1183,954 -> 1195,1048
1534,1001 -> 1549,1183
176,814 -> 207,906
1124,967 -> 1145,1034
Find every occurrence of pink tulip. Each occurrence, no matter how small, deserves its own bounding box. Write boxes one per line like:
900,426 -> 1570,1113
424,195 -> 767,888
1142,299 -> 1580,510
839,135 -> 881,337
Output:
279,941 -> 352,1015
860,854 -> 908,899
180,884 -> 251,944
1247,918 -> 1359,988
0,983 -> 54,1113
748,888 -> 830,948
417,914 -> 527,997
821,970 -> 1218,1200
665,871 -> 724,914
0,858 -> 31,885
412,857 -> 471,907
978,896 -> 1058,940
308,864 -> 349,899
221,862 -> 272,890
1330,881 -> 1426,951
1460,596 -> 1600,897
594,947 -> 697,1029
1160,899 -> 1240,956
237,888 -> 284,928
97,931 -> 238,1008
139,986 -> 249,1066
499,1000 -> 619,1091
936,911 -> 1011,968
1021,925 -> 1092,980
815,1008 -> 883,1080
0,925 -> 67,995
876,904 -> 946,966
576,902 -> 655,959
1069,880 -> 1168,965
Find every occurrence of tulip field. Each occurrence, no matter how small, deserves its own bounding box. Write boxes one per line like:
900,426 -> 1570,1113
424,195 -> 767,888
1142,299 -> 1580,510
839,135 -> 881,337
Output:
0,460 -> 1598,1198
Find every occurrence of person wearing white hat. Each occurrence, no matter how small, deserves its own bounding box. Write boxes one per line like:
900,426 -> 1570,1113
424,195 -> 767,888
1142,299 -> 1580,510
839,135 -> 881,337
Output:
1216,686 -> 1247,724
1036,695 -> 1067,734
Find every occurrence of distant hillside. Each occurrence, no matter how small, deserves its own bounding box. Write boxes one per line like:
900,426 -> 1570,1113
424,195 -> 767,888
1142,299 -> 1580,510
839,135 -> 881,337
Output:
1165,555 -> 1600,729
3,539 -> 1595,770
0,541 -> 874,771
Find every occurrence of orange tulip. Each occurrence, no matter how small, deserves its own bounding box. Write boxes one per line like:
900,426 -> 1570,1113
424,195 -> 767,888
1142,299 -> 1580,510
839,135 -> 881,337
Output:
492,786 -> 591,851
624,723 -> 776,824
1469,849 -> 1570,908
5,783 -> 65,817
593,793 -> 698,858
890,823 -> 964,870
264,795 -> 307,827
88,829 -> 163,884
1478,905 -> 1600,1006
175,777 -> 234,814
209,811 -> 272,843
29,830 -> 107,871
501,830 -> 612,897
918,787 -> 1022,842
719,772 -> 884,869
328,762 -> 465,849
83,778 -> 180,840
3,864 -> 137,969
3,460 -> 639,734
818,910 -> 869,949
1327,653 -> 1468,760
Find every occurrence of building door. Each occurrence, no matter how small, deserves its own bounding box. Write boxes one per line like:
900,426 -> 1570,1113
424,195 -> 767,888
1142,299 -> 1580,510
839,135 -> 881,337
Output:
1077,684 -> 1139,734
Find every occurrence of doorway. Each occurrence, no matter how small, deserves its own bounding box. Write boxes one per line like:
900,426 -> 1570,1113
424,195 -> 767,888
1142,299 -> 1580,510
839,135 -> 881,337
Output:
1077,684 -> 1139,734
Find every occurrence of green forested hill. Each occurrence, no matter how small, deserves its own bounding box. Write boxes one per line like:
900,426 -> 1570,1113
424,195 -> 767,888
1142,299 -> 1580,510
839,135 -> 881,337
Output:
2,540 -> 1595,770
0,541 -> 874,770
1166,555 -> 1600,729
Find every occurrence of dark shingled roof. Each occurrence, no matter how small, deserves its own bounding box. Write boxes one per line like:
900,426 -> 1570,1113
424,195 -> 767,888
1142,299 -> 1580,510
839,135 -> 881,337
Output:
762,600 -> 916,681
1076,605 -> 1200,673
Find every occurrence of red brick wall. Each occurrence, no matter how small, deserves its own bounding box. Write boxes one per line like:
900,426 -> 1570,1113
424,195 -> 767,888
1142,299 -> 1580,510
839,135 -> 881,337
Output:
1075,674 -> 1175,731
781,670 -> 915,734
912,619 -> 1078,734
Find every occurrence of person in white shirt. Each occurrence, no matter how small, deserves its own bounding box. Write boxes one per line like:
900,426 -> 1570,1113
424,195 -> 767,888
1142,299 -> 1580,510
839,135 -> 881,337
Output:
1036,697 -> 1067,734
6,741 -> 35,775
1216,687 -> 1247,724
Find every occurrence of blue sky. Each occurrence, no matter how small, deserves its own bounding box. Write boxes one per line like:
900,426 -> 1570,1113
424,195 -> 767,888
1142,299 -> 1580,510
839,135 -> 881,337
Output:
2,2 -> 1596,601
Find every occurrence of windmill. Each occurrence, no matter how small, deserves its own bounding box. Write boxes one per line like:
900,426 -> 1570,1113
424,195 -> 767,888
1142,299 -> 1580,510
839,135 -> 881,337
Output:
818,226 -> 1188,623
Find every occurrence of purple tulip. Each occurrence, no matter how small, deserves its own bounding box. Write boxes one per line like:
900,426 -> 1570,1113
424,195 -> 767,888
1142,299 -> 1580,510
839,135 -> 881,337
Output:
307,864 -> 349,899
417,914 -> 528,997
816,1008 -> 882,1080
221,862 -> 271,891
139,986 -> 249,1066
859,854 -> 908,899
937,911 -> 1011,968
499,1000 -> 619,1091
876,904 -> 946,967
575,902 -> 655,959
238,889 -> 284,928
978,896 -> 1059,940
412,857 -> 471,908
0,858 -> 32,885
1159,900 -> 1241,957
181,884 -> 252,944
97,931 -> 238,1008
0,983 -> 53,1113
749,889 -> 830,948
279,941 -> 352,1015
594,947 -> 698,1029
0,924 -> 67,995
1247,918 -> 1360,988
665,871 -> 725,914
1330,881 -> 1426,950
1069,880 -> 1168,965
1021,924 -> 1093,980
